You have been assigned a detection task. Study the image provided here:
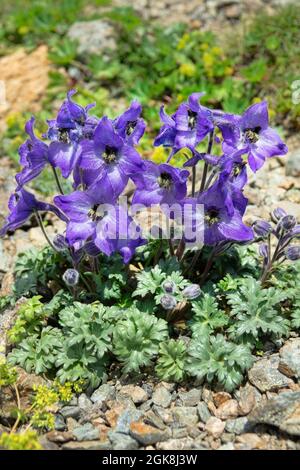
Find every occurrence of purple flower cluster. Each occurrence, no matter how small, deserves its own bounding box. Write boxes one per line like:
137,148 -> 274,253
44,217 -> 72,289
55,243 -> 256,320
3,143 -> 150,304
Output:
0,90 -> 288,266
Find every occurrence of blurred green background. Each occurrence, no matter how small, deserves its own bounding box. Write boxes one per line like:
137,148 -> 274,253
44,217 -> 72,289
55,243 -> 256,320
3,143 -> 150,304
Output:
0,0 -> 299,195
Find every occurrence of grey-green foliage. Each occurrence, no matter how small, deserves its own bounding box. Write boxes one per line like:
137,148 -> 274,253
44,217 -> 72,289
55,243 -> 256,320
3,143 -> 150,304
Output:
133,266 -> 190,304
226,277 -> 290,342
190,293 -> 229,338
8,327 -> 63,374
112,308 -> 169,373
155,339 -> 187,382
187,334 -> 253,392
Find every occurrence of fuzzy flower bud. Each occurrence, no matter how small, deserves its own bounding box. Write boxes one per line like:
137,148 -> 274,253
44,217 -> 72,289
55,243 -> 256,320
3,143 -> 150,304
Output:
252,220 -> 272,238
162,280 -> 176,294
259,243 -> 269,259
182,284 -> 202,300
285,246 -> 300,261
53,234 -> 68,251
279,215 -> 297,231
271,207 -> 287,222
160,294 -> 177,310
63,268 -> 79,287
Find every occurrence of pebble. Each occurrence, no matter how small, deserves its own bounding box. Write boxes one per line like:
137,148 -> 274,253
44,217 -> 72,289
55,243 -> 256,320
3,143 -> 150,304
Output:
72,423 -> 100,441
279,338 -> 300,379
118,385 -> 148,404
45,430 -> 74,443
225,417 -> 251,435
108,432 -> 139,450
90,384 -> 115,404
236,433 -> 266,450
54,413 -> 66,431
61,440 -> 111,450
212,391 -> 231,408
129,421 -> 170,446
286,149 -> 300,177
215,399 -> 239,420
248,355 -> 293,392
197,402 -> 212,423
152,386 -> 172,408
238,384 -> 257,415
178,388 -> 202,407
172,407 -> 199,426
60,406 -> 81,420
114,409 -> 143,434
205,417 -> 225,438
78,393 -> 93,410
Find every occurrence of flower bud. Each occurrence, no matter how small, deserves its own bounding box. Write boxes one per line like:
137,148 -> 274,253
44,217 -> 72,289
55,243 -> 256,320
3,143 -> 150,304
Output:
53,234 -> 68,251
63,268 -> 79,287
162,280 -> 176,294
259,243 -> 268,259
279,215 -> 297,231
285,246 -> 300,261
182,284 -> 201,300
160,294 -> 177,310
252,220 -> 272,238
271,207 -> 287,222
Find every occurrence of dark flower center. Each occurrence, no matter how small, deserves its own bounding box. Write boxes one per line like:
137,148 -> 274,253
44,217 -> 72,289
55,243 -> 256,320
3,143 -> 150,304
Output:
58,128 -> 71,144
103,146 -> 118,164
205,208 -> 220,226
88,204 -> 99,221
188,109 -> 197,130
126,120 -> 137,136
244,127 -> 261,144
158,172 -> 173,190
75,115 -> 85,126
27,142 -> 33,151
232,162 -> 245,177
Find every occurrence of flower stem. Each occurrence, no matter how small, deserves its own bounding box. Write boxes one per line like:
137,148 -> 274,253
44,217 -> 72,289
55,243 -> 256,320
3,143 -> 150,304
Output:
51,166 -> 64,195
192,165 -> 196,197
199,130 -> 214,193
35,211 -> 57,252
199,248 -> 216,285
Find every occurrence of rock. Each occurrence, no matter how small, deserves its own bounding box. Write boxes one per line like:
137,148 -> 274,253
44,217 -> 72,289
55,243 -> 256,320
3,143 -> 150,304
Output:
172,427 -> 188,439
238,384 -> 257,415
0,46 -> 49,133
236,433 -> 266,450
218,443 -> 235,450
156,438 -> 205,451
152,405 -> 174,425
286,149 -> 300,177
248,355 -> 293,392
54,413 -> 66,431
172,407 -> 199,426
119,385 -> 148,404
90,384 -> 115,404
213,391 -> 231,408
144,410 -> 166,430
225,417 -> 251,435
114,409 -> 143,434
78,393 -> 93,410
45,430 -> 74,443
152,386 -> 172,408
61,440 -> 111,450
39,436 -> 60,451
279,338 -> 300,379
215,399 -> 239,420
72,423 -> 99,441
205,417 -> 225,438
178,388 -> 202,407
66,417 -> 78,432
129,421 -> 169,446
60,406 -> 81,419
0,298 -> 27,358
67,20 -> 117,55
249,391 -> 300,436
109,432 -> 139,450
197,402 -> 212,423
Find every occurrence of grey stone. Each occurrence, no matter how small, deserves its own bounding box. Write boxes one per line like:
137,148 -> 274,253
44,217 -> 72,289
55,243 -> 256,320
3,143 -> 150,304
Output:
144,410 -> 166,430
54,413 -> 66,431
152,386 -> 172,408
60,406 -> 81,419
286,149 -> 300,177
152,405 -> 174,425
178,388 -> 202,406
279,338 -> 300,379
78,393 -> 92,410
172,407 -> 199,426
218,443 -> 235,450
115,409 -> 143,434
248,355 -> 293,392
118,385 -> 148,404
61,440 -> 111,450
90,384 -> 115,404
249,391 -> 300,436
197,402 -> 211,423
129,422 -> 170,446
156,437 -> 205,450
73,423 -> 99,441
225,417 -> 251,435
67,20 -> 117,56
109,432 -> 139,450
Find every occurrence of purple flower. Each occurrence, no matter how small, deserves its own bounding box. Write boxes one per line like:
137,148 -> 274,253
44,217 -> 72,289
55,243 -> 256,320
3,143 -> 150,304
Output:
47,90 -> 97,178
78,117 -> 145,197
252,220 -> 273,238
16,117 -> 50,188
131,161 -> 189,206
154,106 -> 177,151
113,100 -> 146,145
285,245 -> 300,261
222,101 -> 288,172
197,178 -> 253,246
271,207 -> 287,222
219,150 -> 247,190
278,215 -> 296,231
93,204 -> 145,263
0,189 -> 64,236
54,188 -> 110,247
63,268 -> 79,286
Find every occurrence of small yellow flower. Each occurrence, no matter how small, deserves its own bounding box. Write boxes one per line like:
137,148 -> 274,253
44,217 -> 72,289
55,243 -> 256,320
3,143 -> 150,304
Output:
18,25 -> 29,36
224,66 -> 234,76
211,46 -> 222,56
203,52 -> 214,69
179,63 -> 196,77
177,33 -> 190,50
